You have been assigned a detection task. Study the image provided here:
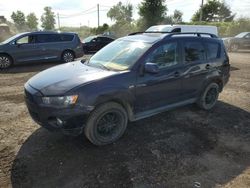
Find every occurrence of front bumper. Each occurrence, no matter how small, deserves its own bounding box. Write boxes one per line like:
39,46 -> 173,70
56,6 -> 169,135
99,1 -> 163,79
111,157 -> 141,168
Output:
24,84 -> 90,136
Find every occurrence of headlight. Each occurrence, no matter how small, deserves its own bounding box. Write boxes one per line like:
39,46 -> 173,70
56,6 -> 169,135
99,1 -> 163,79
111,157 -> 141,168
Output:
42,95 -> 78,106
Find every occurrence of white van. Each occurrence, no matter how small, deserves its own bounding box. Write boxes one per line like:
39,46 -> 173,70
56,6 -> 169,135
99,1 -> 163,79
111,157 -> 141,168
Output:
146,25 -> 218,36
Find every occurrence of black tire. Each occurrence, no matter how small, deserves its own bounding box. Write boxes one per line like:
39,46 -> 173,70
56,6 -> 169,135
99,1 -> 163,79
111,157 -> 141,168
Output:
197,83 -> 219,110
0,54 -> 12,69
84,102 -> 128,146
62,51 -> 74,63
230,43 -> 239,52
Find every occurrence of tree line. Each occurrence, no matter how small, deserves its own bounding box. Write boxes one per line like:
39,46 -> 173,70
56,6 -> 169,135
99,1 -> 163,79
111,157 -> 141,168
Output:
9,0 -> 245,37
11,7 -> 55,31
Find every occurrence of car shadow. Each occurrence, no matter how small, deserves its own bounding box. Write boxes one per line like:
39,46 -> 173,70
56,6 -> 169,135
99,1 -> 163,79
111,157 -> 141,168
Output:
11,101 -> 250,188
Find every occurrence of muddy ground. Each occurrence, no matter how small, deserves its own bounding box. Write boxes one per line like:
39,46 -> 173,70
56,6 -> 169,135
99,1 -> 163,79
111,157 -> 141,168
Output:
0,52 -> 250,188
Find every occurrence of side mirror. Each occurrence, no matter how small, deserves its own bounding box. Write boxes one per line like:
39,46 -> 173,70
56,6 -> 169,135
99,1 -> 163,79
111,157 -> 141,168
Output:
144,62 -> 159,74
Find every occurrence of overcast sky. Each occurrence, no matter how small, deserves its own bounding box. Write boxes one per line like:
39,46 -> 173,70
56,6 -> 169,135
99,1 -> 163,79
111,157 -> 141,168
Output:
0,0 -> 250,28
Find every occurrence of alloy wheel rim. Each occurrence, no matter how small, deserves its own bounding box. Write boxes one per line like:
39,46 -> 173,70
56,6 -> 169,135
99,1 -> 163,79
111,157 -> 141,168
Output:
97,111 -> 122,137
0,56 -> 11,68
205,87 -> 217,105
63,53 -> 74,62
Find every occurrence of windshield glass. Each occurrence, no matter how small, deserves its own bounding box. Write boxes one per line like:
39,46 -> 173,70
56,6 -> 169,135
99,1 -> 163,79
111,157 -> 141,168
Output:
235,32 -> 248,38
83,36 -> 96,43
88,40 -> 151,71
1,33 -> 25,44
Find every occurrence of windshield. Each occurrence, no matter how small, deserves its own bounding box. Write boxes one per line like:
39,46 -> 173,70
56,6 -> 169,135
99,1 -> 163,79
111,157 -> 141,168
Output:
235,32 -> 248,38
83,36 -> 96,43
88,40 -> 151,71
1,33 -> 26,44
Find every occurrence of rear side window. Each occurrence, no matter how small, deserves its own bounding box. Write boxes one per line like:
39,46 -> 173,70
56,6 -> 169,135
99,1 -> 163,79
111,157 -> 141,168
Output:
36,34 -> 61,43
206,42 -> 220,60
60,34 -> 74,42
184,41 -> 205,62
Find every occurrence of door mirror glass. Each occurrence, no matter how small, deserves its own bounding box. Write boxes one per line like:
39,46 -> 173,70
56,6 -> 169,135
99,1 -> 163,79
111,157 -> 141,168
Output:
145,62 -> 159,74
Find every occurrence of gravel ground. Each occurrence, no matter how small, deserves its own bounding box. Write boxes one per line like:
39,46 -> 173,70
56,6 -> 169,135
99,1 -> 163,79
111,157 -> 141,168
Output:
0,52 -> 250,188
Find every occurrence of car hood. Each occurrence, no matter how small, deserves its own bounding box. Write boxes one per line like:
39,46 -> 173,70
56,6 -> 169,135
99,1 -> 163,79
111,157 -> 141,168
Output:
27,61 -> 117,95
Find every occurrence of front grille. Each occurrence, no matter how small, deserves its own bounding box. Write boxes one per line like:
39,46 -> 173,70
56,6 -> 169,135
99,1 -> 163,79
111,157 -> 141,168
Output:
25,89 -> 33,103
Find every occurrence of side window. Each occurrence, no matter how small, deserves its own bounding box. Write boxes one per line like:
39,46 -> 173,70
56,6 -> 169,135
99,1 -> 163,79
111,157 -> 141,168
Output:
184,41 -> 205,62
49,34 -> 61,42
36,34 -> 50,43
245,33 -> 250,39
16,36 -> 29,44
145,42 -> 179,69
206,42 -> 220,60
60,34 -> 74,42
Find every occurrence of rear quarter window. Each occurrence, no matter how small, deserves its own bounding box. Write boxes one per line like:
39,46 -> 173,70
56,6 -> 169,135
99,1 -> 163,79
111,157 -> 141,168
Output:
60,34 -> 74,42
206,42 -> 220,60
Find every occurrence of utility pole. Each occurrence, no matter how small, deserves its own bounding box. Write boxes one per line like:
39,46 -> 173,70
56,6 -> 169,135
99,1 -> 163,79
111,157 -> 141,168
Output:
199,0 -> 204,21
97,4 -> 100,27
57,13 -> 60,30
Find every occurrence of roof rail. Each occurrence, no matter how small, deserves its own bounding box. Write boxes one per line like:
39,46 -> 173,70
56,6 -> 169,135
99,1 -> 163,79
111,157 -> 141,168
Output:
128,31 -> 217,38
166,32 -> 217,38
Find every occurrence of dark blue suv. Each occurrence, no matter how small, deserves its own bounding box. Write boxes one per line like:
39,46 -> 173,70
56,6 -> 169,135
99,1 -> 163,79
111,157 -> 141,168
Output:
24,32 -> 230,145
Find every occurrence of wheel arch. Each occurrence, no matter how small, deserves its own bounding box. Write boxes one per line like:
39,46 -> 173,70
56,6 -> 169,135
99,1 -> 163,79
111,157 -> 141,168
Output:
0,52 -> 14,64
93,95 -> 135,122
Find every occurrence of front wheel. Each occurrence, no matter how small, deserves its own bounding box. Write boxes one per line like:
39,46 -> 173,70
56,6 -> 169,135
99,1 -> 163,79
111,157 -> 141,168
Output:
62,51 -> 74,63
84,102 -> 128,146
0,55 -> 12,69
197,83 -> 219,110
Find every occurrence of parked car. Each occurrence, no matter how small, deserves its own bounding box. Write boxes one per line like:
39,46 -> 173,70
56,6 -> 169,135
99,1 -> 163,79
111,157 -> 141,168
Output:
0,31 -> 83,69
24,32 -> 230,146
82,35 -> 114,53
146,24 -> 218,36
223,32 -> 250,52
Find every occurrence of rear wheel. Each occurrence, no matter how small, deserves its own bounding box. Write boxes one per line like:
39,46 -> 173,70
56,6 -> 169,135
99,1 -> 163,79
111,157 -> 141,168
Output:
84,102 -> 128,146
62,51 -> 74,63
197,83 -> 219,110
0,55 -> 12,69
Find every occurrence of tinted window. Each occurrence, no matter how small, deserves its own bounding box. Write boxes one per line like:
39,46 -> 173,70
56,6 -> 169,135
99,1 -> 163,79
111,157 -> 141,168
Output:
145,42 -> 179,69
184,41 -> 205,62
206,42 -> 220,60
60,34 -> 74,41
36,34 -> 51,43
100,37 -> 113,43
49,34 -> 61,42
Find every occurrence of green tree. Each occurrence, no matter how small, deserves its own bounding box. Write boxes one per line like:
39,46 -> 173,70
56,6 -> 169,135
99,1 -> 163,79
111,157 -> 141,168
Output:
91,23 -> 109,35
107,2 -> 136,37
26,13 -> 38,30
192,0 -> 235,22
172,10 -> 183,23
107,2 -> 133,24
138,0 -> 167,30
11,10 -> 26,29
41,6 -> 56,30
